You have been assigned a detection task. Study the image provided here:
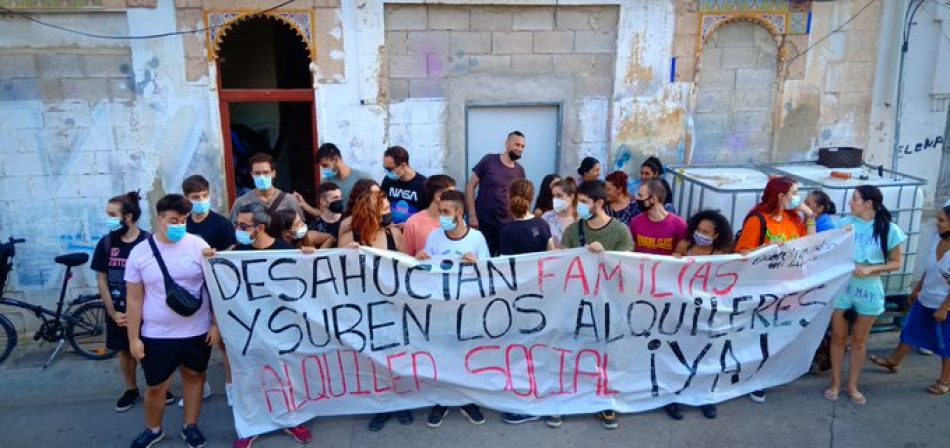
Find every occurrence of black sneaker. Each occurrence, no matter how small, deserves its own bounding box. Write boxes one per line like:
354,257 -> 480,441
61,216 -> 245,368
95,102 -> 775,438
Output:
164,391 -> 175,405
597,410 -> 619,429
130,428 -> 164,448
368,412 -> 392,432
426,405 -> 449,428
664,403 -> 684,421
701,404 -> 717,419
502,413 -> 540,424
749,390 -> 766,403
116,389 -> 140,413
396,410 -> 414,425
543,415 -> 564,428
460,404 -> 485,425
181,424 -> 207,448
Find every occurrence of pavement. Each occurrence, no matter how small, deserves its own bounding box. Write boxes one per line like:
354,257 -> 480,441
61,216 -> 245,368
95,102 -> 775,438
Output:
0,331 -> 947,448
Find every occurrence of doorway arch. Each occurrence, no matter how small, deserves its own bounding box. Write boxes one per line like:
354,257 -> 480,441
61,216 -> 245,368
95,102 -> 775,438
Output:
214,14 -> 318,206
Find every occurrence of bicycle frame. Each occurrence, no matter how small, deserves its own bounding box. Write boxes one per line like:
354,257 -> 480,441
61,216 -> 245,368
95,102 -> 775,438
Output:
0,294 -> 100,324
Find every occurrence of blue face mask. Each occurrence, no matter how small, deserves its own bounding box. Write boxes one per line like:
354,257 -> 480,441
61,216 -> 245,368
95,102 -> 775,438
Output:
577,202 -> 593,220
385,169 -> 400,181
235,229 -> 254,245
191,199 -> 211,215
787,194 -> 802,210
439,215 -> 457,232
105,217 -> 123,232
253,175 -> 273,191
166,224 -> 187,243
320,167 -> 336,180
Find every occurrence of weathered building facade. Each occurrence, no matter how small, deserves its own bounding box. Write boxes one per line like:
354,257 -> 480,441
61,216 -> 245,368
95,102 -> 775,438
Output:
0,0 -> 947,324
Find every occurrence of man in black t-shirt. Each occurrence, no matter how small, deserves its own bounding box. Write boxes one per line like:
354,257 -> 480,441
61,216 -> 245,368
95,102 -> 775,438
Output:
183,175 -> 236,251
381,145 -> 427,224
92,192 -> 175,413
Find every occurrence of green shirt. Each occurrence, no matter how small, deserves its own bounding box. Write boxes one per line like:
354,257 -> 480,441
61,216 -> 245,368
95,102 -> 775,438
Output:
561,218 -> 633,251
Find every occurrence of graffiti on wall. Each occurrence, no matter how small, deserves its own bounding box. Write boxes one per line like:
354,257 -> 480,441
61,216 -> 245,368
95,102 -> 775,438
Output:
899,135 -> 944,155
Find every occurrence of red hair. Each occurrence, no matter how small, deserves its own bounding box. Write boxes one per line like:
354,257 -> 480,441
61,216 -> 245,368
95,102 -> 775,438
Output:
350,190 -> 382,245
605,171 -> 629,197
752,176 -> 801,224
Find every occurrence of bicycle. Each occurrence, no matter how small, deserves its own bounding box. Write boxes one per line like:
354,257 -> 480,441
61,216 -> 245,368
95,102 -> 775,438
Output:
0,237 -> 117,368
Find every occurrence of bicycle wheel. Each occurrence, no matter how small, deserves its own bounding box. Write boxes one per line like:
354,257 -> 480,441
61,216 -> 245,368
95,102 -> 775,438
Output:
66,301 -> 116,360
0,314 -> 16,365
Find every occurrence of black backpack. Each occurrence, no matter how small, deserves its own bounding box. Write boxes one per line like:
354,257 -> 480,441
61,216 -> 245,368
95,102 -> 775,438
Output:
736,211 -> 768,247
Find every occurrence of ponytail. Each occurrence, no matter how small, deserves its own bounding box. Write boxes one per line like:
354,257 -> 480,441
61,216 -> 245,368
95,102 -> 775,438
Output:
855,185 -> 891,257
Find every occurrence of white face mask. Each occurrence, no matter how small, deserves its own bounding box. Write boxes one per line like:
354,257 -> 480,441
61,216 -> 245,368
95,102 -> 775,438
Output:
552,198 -> 568,213
293,226 -> 307,240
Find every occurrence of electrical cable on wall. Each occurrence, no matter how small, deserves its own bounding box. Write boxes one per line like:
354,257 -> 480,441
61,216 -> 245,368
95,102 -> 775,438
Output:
783,0 -> 877,68
0,0 -> 298,40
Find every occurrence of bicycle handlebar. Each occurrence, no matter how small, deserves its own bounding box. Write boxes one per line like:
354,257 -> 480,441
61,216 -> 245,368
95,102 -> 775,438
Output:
8,238 -> 25,244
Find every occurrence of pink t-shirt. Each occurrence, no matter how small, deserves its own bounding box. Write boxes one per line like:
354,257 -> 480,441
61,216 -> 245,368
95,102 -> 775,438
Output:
629,212 -> 687,256
401,210 -> 441,256
124,234 -> 212,339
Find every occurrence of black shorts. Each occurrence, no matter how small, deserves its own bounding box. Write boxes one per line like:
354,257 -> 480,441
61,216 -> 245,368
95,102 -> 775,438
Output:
105,317 -> 129,351
140,334 -> 212,387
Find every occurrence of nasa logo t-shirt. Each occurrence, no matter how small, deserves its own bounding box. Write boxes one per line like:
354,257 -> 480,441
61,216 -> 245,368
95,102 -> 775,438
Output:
382,172 -> 428,224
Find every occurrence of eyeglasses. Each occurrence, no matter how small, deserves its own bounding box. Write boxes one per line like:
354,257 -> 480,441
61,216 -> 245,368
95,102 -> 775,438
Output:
236,223 -> 255,231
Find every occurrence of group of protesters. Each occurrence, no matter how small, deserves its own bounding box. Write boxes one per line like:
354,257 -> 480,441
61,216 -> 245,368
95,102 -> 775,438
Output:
94,131 -> 950,448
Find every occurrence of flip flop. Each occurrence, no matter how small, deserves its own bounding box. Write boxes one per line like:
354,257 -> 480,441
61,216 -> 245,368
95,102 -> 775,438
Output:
868,355 -> 899,373
927,381 -> 950,395
823,388 -> 839,401
847,390 -> 867,405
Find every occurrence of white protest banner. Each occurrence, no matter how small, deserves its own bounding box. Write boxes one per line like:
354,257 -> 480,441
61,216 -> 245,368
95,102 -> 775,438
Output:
203,230 -> 854,438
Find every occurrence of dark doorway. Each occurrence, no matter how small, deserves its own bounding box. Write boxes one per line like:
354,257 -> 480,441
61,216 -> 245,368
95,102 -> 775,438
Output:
216,15 -> 318,206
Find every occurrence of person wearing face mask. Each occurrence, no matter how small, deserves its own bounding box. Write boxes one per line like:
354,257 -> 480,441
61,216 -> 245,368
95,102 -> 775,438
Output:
316,142 -> 373,204
466,130 -> 527,256
92,191 -> 175,413
232,203 -> 295,251
869,201 -> 950,395
734,176 -> 814,404
541,177 -> 578,249
665,209 -> 734,421
635,156 -> 676,213
381,145 -> 428,224
183,175 -> 235,252
230,152 -> 303,224
270,209 -> 318,250
628,179 -> 688,256
124,194 -> 218,448
559,180 -> 632,430
416,189 -> 488,427
338,189 -> 403,253
304,182 -> 344,248
181,175 -> 232,408
674,210 -> 734,256
226,203 -> 312,447
401,175 -> 457,257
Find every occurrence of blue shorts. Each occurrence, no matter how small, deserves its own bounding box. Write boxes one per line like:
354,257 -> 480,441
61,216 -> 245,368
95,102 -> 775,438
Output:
835,277 -> 885,316
900,301 -> 950,358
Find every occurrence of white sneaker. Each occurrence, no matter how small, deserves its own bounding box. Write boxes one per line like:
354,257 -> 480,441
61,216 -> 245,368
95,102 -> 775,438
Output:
225,383 -> 234,407
177,382 -> 213,408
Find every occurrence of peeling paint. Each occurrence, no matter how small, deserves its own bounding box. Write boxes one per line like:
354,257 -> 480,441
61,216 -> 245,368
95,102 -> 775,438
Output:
623,32 -> 654,87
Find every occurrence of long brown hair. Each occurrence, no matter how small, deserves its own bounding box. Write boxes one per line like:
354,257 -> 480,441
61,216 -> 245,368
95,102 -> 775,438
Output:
350,189 -> 383,245
508,179 -> 535,218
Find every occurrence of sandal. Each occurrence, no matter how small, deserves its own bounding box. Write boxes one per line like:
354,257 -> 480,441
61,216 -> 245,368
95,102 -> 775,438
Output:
847,390 -> 867,405
823,388 -> 839,401
868,355 -> 899,373
927,381 -> 950,395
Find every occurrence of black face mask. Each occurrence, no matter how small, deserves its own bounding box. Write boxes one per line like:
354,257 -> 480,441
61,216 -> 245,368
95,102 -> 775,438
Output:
941,231 -> 950,239
328,200 -> 344,214
508,151 -> 522,161
380,214 -> 393,228
110,224 -> 129,238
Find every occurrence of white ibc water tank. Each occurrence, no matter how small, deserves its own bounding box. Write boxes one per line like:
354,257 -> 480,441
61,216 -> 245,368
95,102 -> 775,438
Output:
769,163 -> 926,293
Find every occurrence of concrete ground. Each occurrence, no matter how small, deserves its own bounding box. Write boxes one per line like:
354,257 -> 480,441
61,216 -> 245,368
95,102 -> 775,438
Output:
1,332 -> 947,448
